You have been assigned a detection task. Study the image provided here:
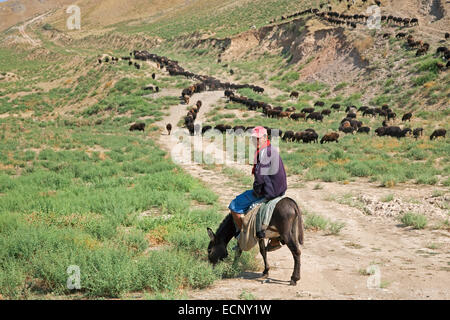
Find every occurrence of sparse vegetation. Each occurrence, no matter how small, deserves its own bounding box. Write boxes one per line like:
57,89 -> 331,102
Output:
400,212 -> 428,229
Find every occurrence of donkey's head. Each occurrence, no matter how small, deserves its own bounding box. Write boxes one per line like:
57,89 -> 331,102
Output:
207,227 -> 228,265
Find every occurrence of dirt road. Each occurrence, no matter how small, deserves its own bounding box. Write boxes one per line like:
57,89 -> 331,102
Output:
154,89 -> 450,300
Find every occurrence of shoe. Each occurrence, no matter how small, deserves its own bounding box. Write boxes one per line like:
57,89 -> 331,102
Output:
256,230 -> 265,239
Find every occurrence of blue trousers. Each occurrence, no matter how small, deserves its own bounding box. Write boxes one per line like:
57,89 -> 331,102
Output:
228,190 -> 265,214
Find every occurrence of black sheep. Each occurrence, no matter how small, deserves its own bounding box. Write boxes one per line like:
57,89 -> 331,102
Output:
357,126 -> 370,134
301,107 -> 315,114
129,122 -> 145,132
375,127 -> 386,136
314,101 -> 325,107
202,125 -> 213,135
282,131 -> 295,142
306,112 -> 323,122
413,128 -> 423,139
402,112 -> 412,122
430,129 -> 447,140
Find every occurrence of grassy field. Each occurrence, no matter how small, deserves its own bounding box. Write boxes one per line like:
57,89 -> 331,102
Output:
0,50 -> 259,299
0,115 -> 262,299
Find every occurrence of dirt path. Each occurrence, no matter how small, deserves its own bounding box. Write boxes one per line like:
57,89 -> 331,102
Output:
12,11 -> 51,46
154,89 -> 450,300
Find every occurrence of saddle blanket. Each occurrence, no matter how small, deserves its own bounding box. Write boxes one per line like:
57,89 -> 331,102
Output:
238,195 -> 286,251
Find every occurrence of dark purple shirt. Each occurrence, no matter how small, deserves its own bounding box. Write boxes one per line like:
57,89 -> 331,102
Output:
253,145 -> 287,200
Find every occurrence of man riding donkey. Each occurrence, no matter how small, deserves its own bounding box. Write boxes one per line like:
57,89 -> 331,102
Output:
229,126 -> 287,252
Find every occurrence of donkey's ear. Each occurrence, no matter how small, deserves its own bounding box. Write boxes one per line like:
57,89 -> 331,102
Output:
207,227 -> 215,242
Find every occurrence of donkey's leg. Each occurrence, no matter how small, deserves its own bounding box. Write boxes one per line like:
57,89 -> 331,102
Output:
258,239 -> 270,277
286,236 -> 301,286
233,247 -> 242,264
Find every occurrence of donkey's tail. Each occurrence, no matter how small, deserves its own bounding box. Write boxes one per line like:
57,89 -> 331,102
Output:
290,198 -> 304,245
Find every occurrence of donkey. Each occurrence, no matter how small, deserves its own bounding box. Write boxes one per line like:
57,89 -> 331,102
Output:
207,197 -> 304,285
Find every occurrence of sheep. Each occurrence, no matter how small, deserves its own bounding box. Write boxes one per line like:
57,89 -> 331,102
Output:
357,126 -> 370,134
300,131 -> 318,143
331,103 -> 341,110
290,112 -> 306,121
285,106 -> 296,112
202,125 -> 212,135
320,132 -> 339,144
401,112 -> 412,122
282,130 -> 295,142
387,112 -> 397,121
301,107 -> 315,114
363,108 -> 376,117
290,91 -> 299,99
166,123 -> 172,135
224,90 -> 234,97
278,111 -> 291,119
187,123 -> 195,136
321,109 -> 331,116
359,106 -> 369,113
306,112 -> 324,122
436,46 -> 448,56
345,105 -> 357,113
129,122 -> 145,132
384,126 -> 411,138
413,128 -> 423,139
430,129 -> 446,140
399,128 -> 412,138
184,115 -> 194,127
350,119 -> 363,128
314,101 -> 325,107
375,127 -> 386,136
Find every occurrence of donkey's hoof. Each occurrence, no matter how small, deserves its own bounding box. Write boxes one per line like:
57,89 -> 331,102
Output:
289,279 -> 297,286
261,271 -> 269,278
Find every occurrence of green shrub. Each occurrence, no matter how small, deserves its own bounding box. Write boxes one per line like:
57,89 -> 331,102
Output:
400,212 -> 427,229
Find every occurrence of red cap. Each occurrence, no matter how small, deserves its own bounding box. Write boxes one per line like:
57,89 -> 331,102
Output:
251,126 -> 267,138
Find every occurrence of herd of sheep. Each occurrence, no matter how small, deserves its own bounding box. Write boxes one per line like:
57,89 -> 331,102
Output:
125,48 -> 446,144
125,2 -> 447,145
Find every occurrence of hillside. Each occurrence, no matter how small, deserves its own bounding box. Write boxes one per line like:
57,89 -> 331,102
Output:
0,0 -> 449,300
